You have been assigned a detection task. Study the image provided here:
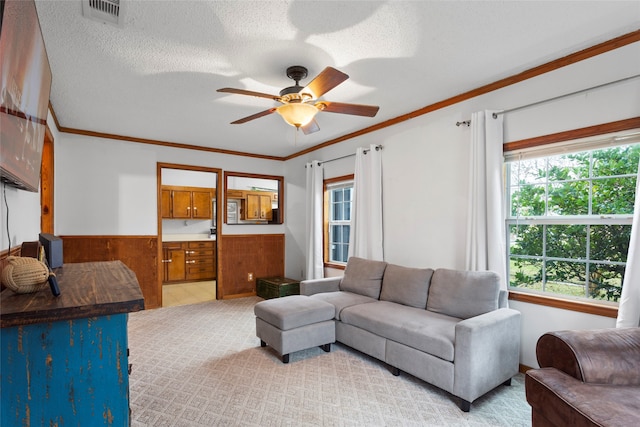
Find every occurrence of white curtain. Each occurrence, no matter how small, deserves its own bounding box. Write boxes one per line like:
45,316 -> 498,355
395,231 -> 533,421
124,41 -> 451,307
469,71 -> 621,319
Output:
465,110 -> 508,290
348,144 -> 384,261
616,158 -> 640,328
305,160 -> 324,280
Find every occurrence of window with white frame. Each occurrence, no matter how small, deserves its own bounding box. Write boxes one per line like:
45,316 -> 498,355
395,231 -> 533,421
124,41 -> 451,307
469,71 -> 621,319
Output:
506,138 -> 640,303
326,180 -> 353,264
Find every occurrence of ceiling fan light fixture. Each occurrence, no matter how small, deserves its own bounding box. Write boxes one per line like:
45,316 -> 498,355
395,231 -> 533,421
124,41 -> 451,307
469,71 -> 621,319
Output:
276,103 -> 318,128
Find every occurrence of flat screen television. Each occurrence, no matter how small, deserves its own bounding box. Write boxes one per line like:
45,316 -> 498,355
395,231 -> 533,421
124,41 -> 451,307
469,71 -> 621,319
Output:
0,0 -> 52,192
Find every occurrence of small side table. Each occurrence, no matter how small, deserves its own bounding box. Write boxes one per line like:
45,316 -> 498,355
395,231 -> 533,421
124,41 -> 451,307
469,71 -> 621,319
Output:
256,277 -> 300,299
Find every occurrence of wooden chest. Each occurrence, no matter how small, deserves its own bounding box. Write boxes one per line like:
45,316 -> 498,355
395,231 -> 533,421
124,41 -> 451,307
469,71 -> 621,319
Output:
256,277 -> 300,299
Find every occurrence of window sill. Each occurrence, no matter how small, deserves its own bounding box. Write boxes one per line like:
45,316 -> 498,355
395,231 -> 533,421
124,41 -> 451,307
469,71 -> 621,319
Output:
324,262 -> 346,270
508,290 -> 618,318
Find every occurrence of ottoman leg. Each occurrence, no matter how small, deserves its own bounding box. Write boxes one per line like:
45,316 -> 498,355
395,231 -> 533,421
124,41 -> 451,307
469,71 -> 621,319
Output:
320,343 -> 331,353
282,354 -> 290,364
260,340 -> 267,348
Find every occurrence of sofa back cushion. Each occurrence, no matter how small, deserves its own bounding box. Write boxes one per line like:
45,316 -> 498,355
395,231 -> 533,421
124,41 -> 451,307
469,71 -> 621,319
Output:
379,264 -> 434,308
340,257 -> 387,299
426,268 -> 500,319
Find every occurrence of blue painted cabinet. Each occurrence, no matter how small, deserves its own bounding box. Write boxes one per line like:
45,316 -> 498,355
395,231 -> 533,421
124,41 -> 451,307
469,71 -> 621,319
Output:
1,261 -> 144,427
1,315 -> 129,426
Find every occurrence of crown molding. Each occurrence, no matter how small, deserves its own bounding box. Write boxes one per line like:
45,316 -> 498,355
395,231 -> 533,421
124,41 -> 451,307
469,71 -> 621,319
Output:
47,28 -> 640,162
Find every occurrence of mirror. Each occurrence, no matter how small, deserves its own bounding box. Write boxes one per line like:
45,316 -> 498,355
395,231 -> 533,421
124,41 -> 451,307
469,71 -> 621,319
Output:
224,172 -> 283,224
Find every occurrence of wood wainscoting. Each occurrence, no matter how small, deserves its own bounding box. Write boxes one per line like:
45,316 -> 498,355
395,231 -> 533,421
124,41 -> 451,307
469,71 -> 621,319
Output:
59,233 -> 285,305
218,234 -> 285,299
60,236 -> 159,308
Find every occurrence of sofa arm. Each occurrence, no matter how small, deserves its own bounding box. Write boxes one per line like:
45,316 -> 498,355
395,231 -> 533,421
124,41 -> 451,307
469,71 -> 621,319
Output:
526,367 -> 640,427
300,277 -> 341,296
453,308 -> 521,403
536,328 -> 640,386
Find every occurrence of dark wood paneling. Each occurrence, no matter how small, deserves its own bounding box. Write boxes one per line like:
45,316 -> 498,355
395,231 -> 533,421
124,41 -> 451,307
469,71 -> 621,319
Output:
218,234 -> 285,299
60,235 -> 159,309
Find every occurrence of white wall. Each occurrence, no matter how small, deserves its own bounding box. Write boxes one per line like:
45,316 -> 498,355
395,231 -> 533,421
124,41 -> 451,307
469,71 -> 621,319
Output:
54,134 -> 286,237
0,183 -> 41,251
283,41 -> 640,367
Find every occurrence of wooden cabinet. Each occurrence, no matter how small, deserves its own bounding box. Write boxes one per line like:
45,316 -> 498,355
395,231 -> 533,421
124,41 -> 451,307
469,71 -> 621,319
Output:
162,186 -> 213,219
162,241 -> 216,283
162,242 -> 186,282
243,192 -> 273,221
185,241 -> 216,281
191,190 -> 212,219
161,189 -> 172,218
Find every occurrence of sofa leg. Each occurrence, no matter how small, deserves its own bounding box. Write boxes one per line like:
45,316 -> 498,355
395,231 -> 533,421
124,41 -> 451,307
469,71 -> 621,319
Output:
282,354 -> 290,364
503,378 -> 512,386
390,366 -> 400,376
320,343 -> 331,353
260,340 -> 267,348
459,399 -> 471,412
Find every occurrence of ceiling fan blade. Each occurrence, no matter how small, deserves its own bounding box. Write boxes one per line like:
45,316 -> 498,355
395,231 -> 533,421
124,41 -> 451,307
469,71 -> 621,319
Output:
217,88 -> 281,101
301,119 -> 320,135
230,108 -> 277,124
319,102 -> 379,117
300,67 -> 348,99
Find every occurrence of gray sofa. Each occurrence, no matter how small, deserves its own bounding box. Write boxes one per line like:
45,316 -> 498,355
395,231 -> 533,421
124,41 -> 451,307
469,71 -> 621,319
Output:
301,257 -> 521,412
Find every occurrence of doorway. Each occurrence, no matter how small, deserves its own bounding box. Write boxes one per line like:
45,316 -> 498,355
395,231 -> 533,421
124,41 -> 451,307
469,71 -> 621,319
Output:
157,163 -> 223,307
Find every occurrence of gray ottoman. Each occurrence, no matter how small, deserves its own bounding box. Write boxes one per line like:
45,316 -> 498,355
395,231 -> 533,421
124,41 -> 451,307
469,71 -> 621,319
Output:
254,295 -> 335,363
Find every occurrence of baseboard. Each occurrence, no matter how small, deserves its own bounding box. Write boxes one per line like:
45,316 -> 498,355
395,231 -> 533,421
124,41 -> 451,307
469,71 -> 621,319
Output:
519,363 -> 533,374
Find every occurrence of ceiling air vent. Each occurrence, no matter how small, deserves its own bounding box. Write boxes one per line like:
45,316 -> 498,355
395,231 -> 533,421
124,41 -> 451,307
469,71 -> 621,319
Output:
82,0 -> 123,26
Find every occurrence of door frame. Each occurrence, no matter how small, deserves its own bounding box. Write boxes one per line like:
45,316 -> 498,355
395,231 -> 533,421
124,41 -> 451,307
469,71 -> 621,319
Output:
157,163 -> 223,305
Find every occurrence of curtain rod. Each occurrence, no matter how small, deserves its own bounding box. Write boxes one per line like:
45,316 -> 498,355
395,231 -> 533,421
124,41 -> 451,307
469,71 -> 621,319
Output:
492,73 -> 640,119
305,145 -> 383,167
456,74 -> 640,125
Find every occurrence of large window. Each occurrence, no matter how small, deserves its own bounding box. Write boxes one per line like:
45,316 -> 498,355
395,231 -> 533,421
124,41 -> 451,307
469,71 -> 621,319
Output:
506,142 -> 640,303
325,178 -> 353,265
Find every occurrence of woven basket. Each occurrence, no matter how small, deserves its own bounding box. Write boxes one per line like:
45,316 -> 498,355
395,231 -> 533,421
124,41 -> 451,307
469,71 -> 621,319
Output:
2,256 -> 50,294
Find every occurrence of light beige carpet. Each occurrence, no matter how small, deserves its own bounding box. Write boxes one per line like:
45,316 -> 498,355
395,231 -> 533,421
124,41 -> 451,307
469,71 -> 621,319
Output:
128,297 -> 531,426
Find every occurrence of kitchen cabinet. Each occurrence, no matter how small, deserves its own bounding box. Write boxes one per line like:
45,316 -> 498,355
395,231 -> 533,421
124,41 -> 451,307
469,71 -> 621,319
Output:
162,240 -> 216,283
185,241 -> 217,281
162,186 -> 213,219
243,192 -> 273,221
161,189 -> 172,218
162,242 -> 186,282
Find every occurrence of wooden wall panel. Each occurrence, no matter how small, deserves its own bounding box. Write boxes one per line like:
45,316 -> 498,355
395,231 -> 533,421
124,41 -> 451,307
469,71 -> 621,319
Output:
60,236 -> 159,308
219,234 -> 285,299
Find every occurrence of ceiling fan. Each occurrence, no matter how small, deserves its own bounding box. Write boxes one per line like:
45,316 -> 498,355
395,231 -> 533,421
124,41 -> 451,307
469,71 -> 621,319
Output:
217,66 -> 379,135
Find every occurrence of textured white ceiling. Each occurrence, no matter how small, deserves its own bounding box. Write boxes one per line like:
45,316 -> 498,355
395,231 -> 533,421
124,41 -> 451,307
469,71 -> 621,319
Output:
35,1 -> 640,158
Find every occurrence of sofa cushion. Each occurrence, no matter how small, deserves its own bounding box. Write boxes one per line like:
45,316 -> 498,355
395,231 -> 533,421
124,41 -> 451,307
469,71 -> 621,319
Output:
379,264 -> 434,309
339,257 -> 387,299
310,291 -> 378,320
426,269 -> 500,319
340,301 -> 460,362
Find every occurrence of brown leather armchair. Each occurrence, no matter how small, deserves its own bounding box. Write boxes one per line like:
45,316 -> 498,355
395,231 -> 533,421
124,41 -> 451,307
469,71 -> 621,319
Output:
525,328 -> 640,427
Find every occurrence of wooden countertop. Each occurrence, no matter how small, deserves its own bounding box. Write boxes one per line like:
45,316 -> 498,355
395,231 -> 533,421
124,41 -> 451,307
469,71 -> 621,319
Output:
1,261 -> 145,328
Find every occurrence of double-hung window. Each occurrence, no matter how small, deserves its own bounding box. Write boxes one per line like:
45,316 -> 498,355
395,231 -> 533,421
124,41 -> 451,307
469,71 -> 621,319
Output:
506,139 -> 640,303
325,177 -> 353,265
